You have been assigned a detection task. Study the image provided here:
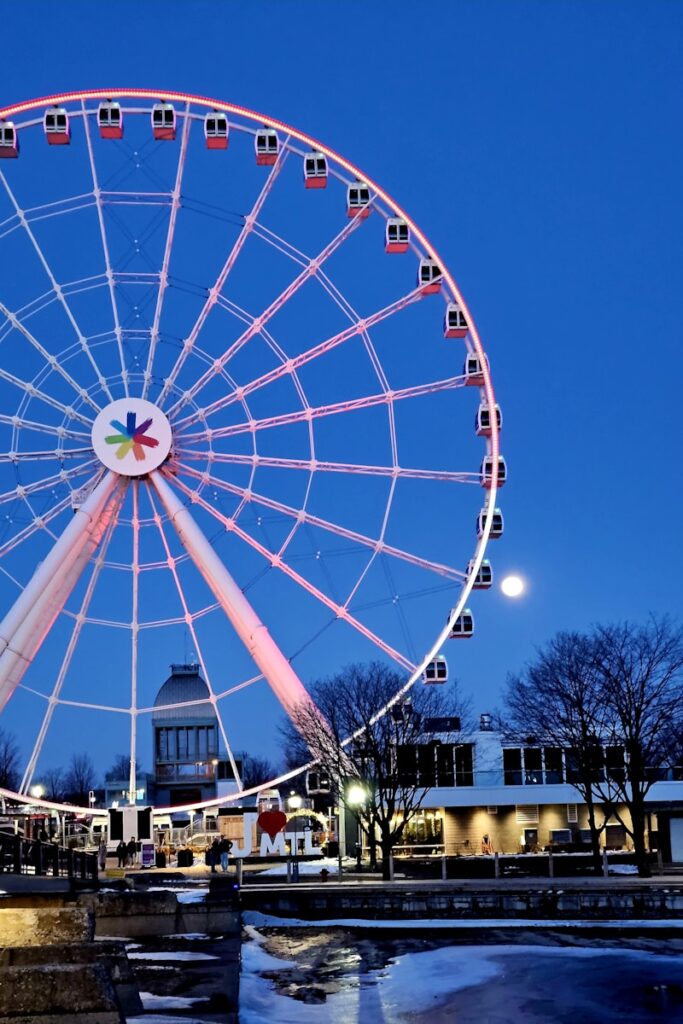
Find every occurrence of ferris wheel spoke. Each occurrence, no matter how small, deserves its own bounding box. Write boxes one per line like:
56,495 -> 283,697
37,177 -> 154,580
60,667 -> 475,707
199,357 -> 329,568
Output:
0,447 -> 94,464
0,459 -> 98,509
179,371 -> 465,445
82,102 -> 128,397
19,484 -> 124,792
0,300 -> 101,414
173,283 -> 425,432
179,449 -> 476,485
177,463 -> 465,582
142,105 -> 192,399
145,481 -> 243,788
165,198 -> 366,418
0,492 -> 75,560
127,480 -> 140,802
0,171 -> 114,401
171,475 -> 415,674
159,140 -> 291,408
0,414 -> 90,443
214,672 -> 265,701
0,367 -> 93,428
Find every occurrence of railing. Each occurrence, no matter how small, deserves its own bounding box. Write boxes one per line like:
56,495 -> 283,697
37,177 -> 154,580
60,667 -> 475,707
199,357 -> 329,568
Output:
0,831 -> 98,880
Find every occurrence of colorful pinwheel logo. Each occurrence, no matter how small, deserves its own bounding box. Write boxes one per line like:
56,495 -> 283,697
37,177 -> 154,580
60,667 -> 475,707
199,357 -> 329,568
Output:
105,411 -> 159,462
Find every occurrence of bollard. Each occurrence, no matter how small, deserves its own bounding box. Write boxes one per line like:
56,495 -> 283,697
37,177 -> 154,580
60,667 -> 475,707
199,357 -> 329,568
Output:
602,849 -> 609,878
286,859 -> 292,884
388,854 -> 395,882
548,850 -> 554,879
441,854 -> 448,881
35,842 -> 43,876
13,836 -> 21,874
657,849 -> 664,875
494,851 -> 500,879
236,859 -> 243,886
338,848 -> 343,882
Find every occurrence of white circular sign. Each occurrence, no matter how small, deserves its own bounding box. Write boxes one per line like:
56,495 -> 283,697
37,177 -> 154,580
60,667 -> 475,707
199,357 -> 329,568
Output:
91,398 -> 172,477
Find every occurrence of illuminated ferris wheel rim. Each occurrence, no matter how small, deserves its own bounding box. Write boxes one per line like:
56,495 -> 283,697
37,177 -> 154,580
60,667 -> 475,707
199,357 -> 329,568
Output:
0,88 -> 501,815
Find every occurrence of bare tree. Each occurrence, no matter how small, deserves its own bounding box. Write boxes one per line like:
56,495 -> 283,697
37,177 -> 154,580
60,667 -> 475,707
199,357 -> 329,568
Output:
591,619 -> 683,876
505,632 -> 610,873
63,753 -> 98,805
42,767 -> 66,802
237,752 -> 279,791
105,755 -> 141,782
506,619 -> 683,876
283,661 -> 466,879
0,728 -> 20,791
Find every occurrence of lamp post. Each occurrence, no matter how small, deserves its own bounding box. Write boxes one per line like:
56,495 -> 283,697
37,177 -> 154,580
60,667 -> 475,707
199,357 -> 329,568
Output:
346,783 -> 368,872
288,792 -> 302,882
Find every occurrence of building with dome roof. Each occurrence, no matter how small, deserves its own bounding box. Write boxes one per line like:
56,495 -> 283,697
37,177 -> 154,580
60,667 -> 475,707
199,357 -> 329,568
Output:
152,663 -> 239,806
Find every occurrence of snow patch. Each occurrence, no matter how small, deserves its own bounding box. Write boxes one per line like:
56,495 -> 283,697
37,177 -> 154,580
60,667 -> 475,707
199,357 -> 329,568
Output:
128,950 -> 219,961
140,992 -> 204,1010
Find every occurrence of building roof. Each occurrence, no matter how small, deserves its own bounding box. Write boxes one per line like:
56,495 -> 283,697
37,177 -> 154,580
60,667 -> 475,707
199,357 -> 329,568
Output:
152,663 -> 217,723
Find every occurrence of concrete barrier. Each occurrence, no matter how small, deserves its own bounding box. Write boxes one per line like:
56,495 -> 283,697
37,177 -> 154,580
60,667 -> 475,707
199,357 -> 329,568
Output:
0,907 -> 94,946
0,963 -> 122,1022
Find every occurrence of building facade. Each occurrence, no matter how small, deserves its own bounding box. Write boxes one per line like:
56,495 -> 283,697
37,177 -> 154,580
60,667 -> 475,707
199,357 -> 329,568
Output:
398,716 -> 683,860
152,663 -> 238,807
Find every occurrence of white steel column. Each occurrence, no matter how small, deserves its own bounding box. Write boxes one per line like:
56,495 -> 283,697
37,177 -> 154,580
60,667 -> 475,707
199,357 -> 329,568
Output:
0,471 -> 120,709
149,470 -> 312,720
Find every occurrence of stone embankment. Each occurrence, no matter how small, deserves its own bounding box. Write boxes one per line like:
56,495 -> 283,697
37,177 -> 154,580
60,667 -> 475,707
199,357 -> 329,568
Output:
0,878 -> 240,1022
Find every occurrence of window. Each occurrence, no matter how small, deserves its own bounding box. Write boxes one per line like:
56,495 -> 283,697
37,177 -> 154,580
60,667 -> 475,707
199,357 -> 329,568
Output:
504,748 -> 523,786
523,747 -> 542,784
176,727 -> 188,760
567,803 -> 578,824
436,744 -> 455,787
544,747 -> 563,784
455,744 -> 474,787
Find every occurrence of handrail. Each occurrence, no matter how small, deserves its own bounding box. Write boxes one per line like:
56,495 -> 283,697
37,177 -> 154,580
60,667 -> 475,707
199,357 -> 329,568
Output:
0,830 -> 98,880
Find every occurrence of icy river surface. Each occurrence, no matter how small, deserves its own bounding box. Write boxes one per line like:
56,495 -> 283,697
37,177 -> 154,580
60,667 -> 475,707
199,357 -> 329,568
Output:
239,916 -> 683,1024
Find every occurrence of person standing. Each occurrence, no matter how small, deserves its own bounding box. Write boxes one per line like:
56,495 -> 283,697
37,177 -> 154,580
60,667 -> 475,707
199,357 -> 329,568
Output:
98,839 -> 107,872
126,836 -> 137,868
116,840 -> 127,868
209,837 -> 220,874
218,836 -> 233,873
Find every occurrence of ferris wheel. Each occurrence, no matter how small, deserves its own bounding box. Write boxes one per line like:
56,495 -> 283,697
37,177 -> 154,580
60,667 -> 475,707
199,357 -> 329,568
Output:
0,90 -> 503,811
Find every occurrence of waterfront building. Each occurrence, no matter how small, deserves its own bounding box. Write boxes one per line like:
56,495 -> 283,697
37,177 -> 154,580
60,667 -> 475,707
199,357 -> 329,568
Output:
152,663 -> 239,807
396,715 -> 683,862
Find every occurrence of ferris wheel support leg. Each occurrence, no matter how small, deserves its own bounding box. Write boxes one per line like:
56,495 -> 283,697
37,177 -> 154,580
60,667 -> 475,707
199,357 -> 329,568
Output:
0,473 -> 121,711
149,470 -> 314,722
0,471 -> 119,657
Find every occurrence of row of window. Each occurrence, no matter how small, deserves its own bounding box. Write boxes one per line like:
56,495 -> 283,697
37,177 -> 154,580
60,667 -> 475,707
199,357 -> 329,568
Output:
396,743 -> 474,788
502,746 -> 626,786
155,725 -> 218,762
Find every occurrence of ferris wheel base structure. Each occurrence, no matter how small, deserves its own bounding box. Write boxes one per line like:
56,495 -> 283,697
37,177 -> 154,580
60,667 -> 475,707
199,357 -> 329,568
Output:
0,89 -> 501,817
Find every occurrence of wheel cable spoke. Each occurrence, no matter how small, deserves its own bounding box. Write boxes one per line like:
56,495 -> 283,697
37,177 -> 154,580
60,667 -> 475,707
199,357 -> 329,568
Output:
170,474 -> 415,673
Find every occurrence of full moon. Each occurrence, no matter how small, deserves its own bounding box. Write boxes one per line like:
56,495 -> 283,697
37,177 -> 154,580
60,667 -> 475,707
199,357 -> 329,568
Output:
501,575 -> 525,598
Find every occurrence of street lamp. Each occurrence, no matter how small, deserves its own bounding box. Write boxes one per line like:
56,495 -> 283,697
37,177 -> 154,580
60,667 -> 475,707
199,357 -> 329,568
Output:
288,792 -> 303,882
346,783 -> 368,870
30,784 -> 45,800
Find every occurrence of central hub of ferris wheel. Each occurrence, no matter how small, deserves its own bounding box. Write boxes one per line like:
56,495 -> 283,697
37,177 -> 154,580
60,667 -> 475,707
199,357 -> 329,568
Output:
91,398 -> 173,477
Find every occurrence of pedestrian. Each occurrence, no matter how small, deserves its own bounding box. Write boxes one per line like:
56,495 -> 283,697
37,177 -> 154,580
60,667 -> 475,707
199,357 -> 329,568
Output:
218,836 -> 233,872
116,840 -> 127,868
98,839 -> 107,871
126,836 -> 137,867
209,837 -> 220,873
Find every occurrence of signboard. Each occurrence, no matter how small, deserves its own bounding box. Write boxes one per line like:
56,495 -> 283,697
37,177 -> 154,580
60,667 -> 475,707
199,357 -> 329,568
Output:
91,399 -> 172,477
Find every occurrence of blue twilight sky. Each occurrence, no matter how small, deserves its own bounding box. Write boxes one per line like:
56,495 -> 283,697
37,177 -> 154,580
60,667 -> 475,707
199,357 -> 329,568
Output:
0,0 -> 681,780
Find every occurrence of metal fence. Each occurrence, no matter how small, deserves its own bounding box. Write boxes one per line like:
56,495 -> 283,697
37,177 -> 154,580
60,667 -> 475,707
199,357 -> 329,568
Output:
0,831 -> 98,880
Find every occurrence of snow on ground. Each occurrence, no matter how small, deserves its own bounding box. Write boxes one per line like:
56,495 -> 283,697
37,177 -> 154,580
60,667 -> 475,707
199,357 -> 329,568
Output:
140,992 -> 205,1010
240,933 -> 683,1024
608,864 -> 639,875
127,950 -> 219,961
242,909 -> 683,930
128,1017 -> 208,1024
254,857 -> 354,877
144,885 -> 207,903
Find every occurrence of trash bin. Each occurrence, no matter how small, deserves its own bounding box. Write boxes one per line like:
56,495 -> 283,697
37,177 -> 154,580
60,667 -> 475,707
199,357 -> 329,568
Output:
155,851 -> 167,869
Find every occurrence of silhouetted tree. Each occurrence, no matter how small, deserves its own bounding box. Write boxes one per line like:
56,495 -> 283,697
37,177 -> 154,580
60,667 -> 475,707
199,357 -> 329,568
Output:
105,755 -> 141,782
0,728 -> 19,791
507,618 -> 683,876
42,767 -> 66,802
237,752 -> 279,791
282,661 -> 467,879
63,753 -> 98,805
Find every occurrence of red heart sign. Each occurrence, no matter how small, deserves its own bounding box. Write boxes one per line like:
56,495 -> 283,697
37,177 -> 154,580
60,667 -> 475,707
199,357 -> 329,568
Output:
258,810 -> 287,840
